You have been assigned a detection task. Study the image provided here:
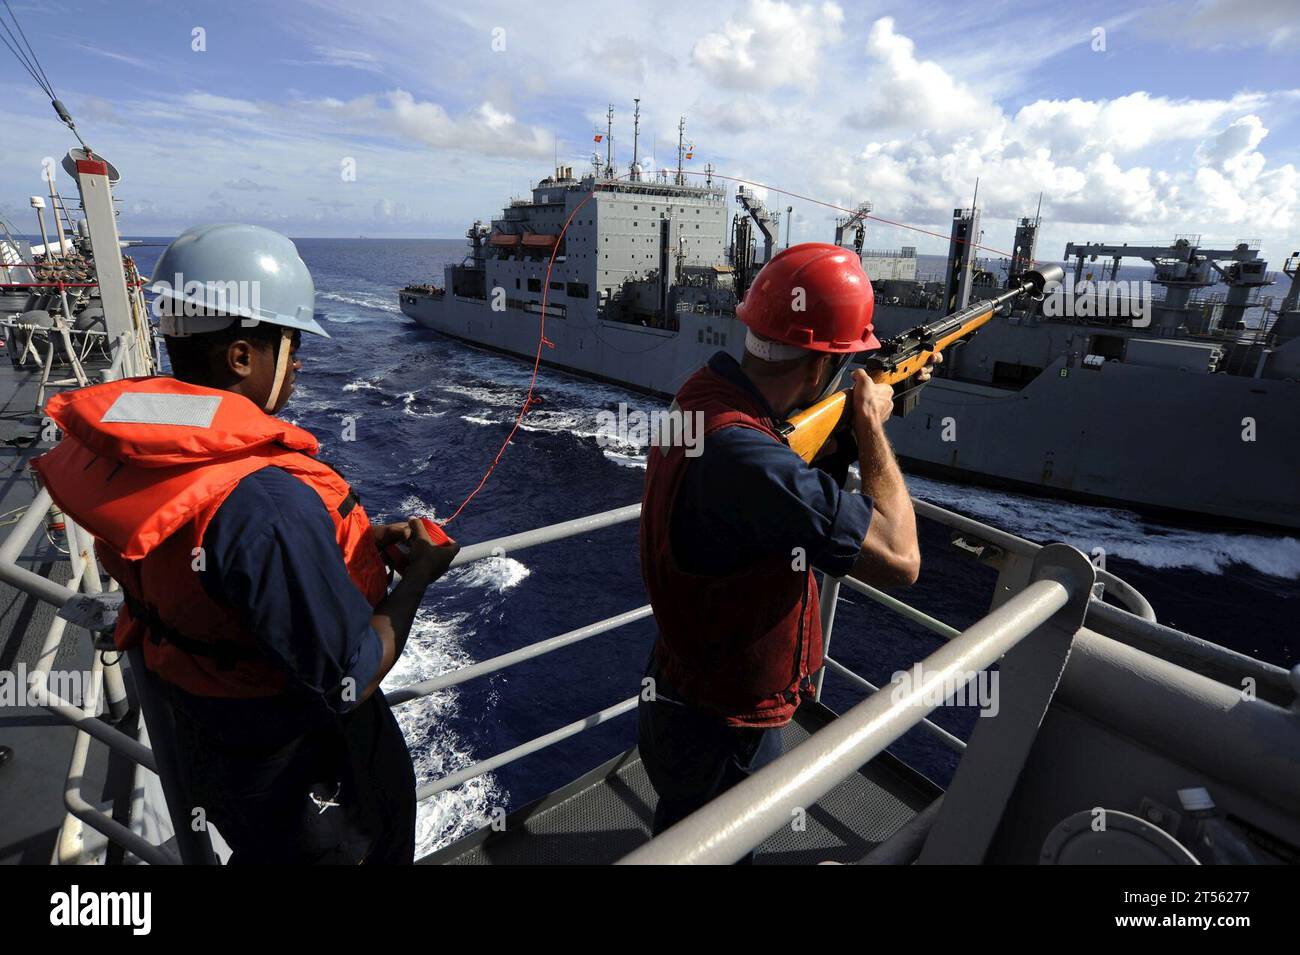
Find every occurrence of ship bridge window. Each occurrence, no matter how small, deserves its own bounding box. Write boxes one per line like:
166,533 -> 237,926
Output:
550,281 -> 563,291
566,282 -> 589,298
527,278 -> 541,292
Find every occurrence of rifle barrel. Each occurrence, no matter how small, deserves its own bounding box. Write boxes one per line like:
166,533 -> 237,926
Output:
781,264 -> 1063,464
906,263 -> 1064,344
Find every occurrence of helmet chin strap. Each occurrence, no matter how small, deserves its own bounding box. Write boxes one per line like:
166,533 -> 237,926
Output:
263,328 -> 293,413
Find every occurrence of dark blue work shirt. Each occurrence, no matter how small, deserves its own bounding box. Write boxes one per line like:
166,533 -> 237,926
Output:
670,352 -> 873,578
167,466 -> 384,749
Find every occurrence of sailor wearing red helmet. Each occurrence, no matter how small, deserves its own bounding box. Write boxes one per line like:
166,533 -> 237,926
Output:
637,242 -> 935,854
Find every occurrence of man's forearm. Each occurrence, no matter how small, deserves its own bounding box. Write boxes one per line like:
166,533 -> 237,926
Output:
362,573 -> 431,700
857,420 -> 910,518
852,420 -> 920,585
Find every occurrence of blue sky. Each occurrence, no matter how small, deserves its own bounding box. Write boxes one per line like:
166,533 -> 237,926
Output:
2,0 -> 1298,262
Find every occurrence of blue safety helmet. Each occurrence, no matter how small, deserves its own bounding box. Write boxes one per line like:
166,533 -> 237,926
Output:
149,223 -> 329,338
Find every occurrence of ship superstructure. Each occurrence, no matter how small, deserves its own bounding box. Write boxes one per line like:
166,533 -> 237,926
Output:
865,211 -> 1300,530
401,146 -> 743,394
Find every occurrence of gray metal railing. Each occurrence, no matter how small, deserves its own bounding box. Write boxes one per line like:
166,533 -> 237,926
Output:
386,606 -> 652,707
2,476 -> 1163,864
56,653 -> 180,866
0,486 -> 190,863
618,551 -> 1093,865
448,504 -> 640,567
821,658 -> 966,753
912,498 -> 1155,622
380,490 -> 1156,810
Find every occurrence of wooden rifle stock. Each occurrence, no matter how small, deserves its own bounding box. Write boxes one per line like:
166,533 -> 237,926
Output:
781,265 -> 1063,464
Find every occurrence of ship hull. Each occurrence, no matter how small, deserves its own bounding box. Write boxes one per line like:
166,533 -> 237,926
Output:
885,354 -> 1300,532
400,291 -> 743,396
400,294 -> 1300,532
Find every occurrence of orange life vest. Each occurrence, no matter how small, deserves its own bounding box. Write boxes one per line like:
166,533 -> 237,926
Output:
33,376 -> 390,699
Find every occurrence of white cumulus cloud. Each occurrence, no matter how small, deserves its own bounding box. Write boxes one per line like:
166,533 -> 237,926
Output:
822,17 -> 1298,254
318,90 -> 552,159
692,0 -> 845,91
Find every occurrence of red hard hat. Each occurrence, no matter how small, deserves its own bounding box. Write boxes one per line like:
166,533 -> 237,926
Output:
736,242 -> 879,352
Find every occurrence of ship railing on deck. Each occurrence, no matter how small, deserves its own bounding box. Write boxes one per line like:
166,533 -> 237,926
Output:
5,478 -> 1255,865
382,477 -> 1163,808
0,487 -> 191,865
620,541 -> 1095,865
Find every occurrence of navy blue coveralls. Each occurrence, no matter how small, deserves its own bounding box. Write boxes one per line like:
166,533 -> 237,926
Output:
162,466 -> 416,864
637,351 -> 874,843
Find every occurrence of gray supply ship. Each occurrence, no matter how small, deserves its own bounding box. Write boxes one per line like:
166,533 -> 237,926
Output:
1,53 -> 1297,868
400,107 -> 1300,531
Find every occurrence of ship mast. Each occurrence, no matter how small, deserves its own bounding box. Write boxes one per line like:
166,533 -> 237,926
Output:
631,98 -> 641,181
604,104 -> 614,178
675,116 -> 686,186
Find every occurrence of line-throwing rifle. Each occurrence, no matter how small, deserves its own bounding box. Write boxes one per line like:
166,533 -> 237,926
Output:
782,264 -> 1064,463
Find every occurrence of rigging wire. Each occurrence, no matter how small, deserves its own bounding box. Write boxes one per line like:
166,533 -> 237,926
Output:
1,0 -> 54,96
0,0 -> 90,150
0,27 -> 44,93
694,169 -> 1026,263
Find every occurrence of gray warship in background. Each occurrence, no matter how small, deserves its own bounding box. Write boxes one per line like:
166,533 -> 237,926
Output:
400,105 -> 1300,532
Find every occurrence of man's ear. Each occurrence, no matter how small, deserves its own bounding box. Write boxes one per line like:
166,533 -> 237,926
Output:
224,339 -> 256,379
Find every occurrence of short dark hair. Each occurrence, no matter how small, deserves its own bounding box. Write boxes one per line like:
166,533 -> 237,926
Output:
163,320 -> 284,383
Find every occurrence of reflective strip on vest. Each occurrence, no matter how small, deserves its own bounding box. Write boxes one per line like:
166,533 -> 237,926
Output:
101,392 -> 223,428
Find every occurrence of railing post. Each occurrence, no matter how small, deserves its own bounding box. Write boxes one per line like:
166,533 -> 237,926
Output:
815,470 -> 860,701
916,543 -> 1095,864
813,572 -> 840,702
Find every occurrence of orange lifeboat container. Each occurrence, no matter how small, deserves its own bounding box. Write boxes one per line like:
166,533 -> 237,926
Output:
489,231 -> 520,248
521,231 -> 560,250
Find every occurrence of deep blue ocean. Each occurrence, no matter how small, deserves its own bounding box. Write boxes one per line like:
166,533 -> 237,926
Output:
125,237 -> 1300,857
